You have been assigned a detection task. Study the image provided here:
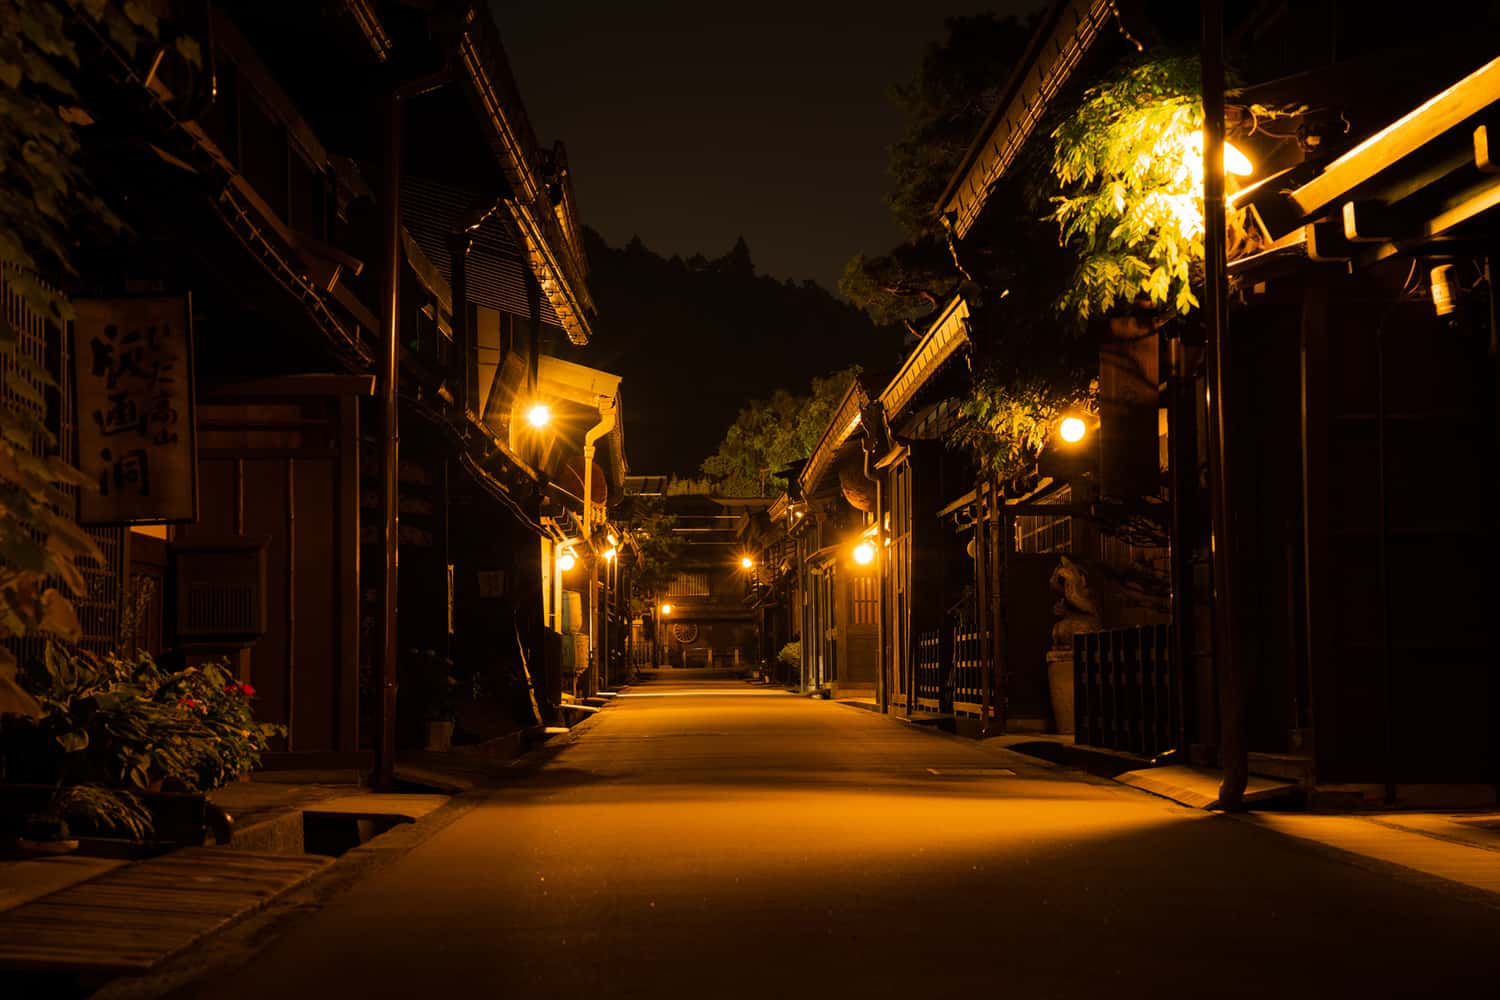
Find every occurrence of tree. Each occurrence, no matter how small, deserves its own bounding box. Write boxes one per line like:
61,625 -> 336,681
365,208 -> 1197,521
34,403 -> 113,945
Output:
841,13 -> 1037,325
1049,54 -> 1249,325
699,367 -> 861,497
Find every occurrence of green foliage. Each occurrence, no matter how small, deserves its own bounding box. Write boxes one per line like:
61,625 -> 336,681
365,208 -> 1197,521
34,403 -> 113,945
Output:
400,648 -> 460,722
49,782 -> 153,840
699,367 -> 861,498
1049,55 -> 1245,325
0,2 -> 183,664
886,13 -> 1039,241
948,374 -> 1096,483
839,240 -> 959,331
776,641 -> 800,669
843,13 -> 1035,324
15,647 -> 284,793
620,498 -> 684,614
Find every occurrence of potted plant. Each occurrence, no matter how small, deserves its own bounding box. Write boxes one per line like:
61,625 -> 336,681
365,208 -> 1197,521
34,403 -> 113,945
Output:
5,784 -> 152,856
1,646 -> 283,848
402,649 -> 459,752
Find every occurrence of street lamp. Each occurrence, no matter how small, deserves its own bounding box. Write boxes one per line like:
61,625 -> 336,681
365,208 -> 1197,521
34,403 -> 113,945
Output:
1059,415 -> 1088,443
526,402 -> 551,428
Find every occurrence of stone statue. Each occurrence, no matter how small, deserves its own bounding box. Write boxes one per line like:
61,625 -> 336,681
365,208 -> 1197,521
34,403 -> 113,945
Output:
1049,555 -> 1101,649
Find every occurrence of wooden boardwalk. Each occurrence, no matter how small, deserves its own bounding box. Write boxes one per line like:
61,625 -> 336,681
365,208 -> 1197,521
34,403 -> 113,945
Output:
0,847 -> 329,974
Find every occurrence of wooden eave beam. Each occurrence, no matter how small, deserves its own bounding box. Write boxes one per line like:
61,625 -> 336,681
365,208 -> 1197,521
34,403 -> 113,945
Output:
937,0 -> 1116,239
878,294 -> 971,421
456,22 -> 596,345
1288,56 -> 1500,219
798,382 -> 866,499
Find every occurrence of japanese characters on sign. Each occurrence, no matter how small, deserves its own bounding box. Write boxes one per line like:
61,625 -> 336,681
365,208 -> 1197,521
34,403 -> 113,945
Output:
74,296 -> 197,524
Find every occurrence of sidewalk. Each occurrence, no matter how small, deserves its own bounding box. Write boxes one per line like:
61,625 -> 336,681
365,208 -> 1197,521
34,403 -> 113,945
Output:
833,701 -> 1500,901
1241,811 -> 1500,897
0,726 -> 588,984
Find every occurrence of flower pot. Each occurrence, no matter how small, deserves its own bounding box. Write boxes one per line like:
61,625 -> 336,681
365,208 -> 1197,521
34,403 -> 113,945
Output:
1047,649 -> 1076,735
425,720 -> 455,752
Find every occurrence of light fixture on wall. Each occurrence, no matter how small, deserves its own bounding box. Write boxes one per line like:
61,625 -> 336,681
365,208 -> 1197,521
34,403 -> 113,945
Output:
526,402 -> 551,428
557,549 -> 576,572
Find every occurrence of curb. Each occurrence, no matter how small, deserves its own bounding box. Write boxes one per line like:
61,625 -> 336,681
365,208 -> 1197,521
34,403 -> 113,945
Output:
87,706 -> 614,1000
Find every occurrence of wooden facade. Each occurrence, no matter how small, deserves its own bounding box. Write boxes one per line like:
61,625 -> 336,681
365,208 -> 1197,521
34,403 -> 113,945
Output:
19,0 -> 608,766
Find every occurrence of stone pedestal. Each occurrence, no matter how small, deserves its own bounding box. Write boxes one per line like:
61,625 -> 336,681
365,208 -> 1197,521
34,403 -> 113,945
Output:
1046,649 -> 1075,735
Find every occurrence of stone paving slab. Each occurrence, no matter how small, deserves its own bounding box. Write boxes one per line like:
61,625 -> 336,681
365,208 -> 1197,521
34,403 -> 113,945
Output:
0,847 -> 329,974
1115,764 -> 1300,808
0,855 -> 127,916
303,794 -> 448,821
1246,813 -> 1500,896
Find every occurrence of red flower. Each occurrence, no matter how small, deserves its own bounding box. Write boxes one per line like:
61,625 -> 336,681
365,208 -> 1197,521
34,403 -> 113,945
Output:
180,696 -> 200,710
226,682 -> 256,697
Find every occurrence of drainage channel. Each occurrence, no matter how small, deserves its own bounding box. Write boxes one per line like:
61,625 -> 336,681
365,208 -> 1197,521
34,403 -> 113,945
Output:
301,811 -> 415,857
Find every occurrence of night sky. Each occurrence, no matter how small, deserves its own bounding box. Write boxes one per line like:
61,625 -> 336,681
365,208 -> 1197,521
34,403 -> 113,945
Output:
493,1 -> 1045,293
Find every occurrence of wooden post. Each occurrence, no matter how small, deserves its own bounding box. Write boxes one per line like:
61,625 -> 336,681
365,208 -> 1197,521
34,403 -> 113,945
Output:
1202,0 -> 1248,809
976,484 -> 992,734
372,93 -> 403,792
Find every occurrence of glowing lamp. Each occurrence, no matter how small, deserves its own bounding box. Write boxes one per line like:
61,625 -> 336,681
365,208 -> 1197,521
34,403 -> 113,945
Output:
603,547 -> 617,562
525,403 -> 551,428
1059,416 -> 1087,443
852,542 -> 876,566
660,603 -> 673,616
1223,141 -> 1253,177
740,556 -> 754,570
557,550 -> 576,572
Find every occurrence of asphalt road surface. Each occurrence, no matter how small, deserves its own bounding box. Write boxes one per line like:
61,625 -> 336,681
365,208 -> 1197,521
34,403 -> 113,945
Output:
182,678 -> 1500,999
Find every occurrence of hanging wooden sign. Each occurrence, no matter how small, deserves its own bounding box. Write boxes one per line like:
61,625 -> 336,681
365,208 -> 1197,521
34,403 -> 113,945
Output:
74,296 -> 198,525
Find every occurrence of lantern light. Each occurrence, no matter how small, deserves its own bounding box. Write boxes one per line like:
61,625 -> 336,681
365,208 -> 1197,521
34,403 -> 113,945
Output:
740,556 -> 754,570
853,542 -> 876,566
1059,416 -> 1088,443
660,603 -> 673,616
526,403 -> 551,428
557,550 -> 576,572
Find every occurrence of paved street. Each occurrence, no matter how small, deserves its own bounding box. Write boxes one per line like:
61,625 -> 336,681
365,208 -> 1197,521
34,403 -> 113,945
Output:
183,679 -> 1500,999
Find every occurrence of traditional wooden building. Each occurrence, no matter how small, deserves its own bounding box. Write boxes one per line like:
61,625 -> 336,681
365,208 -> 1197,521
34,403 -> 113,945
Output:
930,0 -> 1500,803
32,0 -> 607,769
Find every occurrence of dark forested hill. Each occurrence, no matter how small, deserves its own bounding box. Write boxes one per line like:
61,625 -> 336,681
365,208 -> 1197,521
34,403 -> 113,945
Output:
563,228 -> 904,477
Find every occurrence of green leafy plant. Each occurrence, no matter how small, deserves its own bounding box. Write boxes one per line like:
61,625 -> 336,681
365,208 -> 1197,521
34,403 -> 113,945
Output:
1049,55 -> 1246,325
699,367 -> 862,498
48,782 -> 152,840
1,1 -> 197,710
16,647 -> 283,794
401,648 -> 460,722
948,374 -> 1097,483
776,641 -> 800,669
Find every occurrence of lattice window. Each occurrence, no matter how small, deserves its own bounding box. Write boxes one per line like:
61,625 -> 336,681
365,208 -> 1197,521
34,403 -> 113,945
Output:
1015,484 -> 1073,555
851,575 -> 878,625
2,268 -> 126,656
666,571 -> 710,597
